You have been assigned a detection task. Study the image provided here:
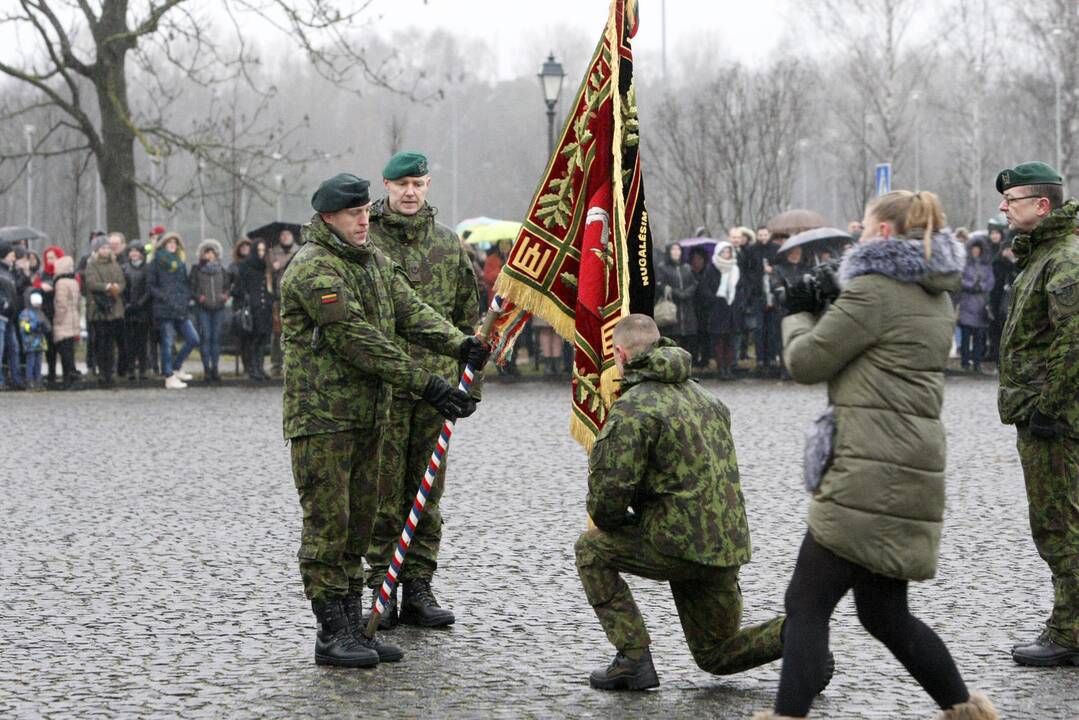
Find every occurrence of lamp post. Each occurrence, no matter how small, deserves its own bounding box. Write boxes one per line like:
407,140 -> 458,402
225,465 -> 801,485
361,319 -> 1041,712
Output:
537,52 -> 566,158
198,158 -> 207,240
24,124 -> 35,226
910,90 -> 921,190
275,173 -> 284,221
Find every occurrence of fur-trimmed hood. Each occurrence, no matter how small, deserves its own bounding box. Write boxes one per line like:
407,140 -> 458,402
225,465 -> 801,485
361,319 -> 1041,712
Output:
839,232 -> 965,295
196,238 -> 223,259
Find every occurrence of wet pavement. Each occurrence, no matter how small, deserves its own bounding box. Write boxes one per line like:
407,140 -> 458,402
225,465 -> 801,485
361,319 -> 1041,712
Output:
2,375 -> 1077,718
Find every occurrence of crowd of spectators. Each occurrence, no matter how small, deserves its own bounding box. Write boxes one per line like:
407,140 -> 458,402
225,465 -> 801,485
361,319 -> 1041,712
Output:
0,225 -> 301,391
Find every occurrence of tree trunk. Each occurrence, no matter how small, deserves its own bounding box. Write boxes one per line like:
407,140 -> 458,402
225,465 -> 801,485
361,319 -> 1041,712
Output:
92,7 -> 140,241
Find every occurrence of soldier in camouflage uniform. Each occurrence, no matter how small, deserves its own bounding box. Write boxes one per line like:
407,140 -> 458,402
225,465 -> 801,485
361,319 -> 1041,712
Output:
995,162 -> 1079,666
364,152 -> 480,629
280,172 -> 489,668
576,314 -> 788,690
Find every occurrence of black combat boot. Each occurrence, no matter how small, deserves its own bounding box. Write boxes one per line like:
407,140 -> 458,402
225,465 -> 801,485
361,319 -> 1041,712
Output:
361,586 -> 399,630
342,594 -> 404,663
311,598 -> 379,668
1011,631 -> 1079,666
400,579 -> 455,627
588,648 -> 659,690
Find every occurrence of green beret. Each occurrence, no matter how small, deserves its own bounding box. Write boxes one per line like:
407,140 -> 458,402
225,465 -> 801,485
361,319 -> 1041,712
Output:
383,151 -> 429,180
311,173 -> 370,213
996,161 -> 1062,193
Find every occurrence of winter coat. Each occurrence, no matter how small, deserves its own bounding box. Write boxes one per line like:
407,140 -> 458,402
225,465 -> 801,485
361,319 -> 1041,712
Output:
741,241 -> 776,303
999,200 -> 1079,437
18,306 -> 50,352
269,241 -> 300,290
587,338 -> 752,567
123,259 -> 152,322
190,239 -> 229,311
0,260 -> 17,321
782,232 -> 965,581
957,237 -> 994,328
990,252 -> 1018,325
232,252 -> 275,336
148,233 -> 191,321
703,244 -> 742,336
83,254 -> 126,322
52,256 -> 81,342
656,256 -> 699,337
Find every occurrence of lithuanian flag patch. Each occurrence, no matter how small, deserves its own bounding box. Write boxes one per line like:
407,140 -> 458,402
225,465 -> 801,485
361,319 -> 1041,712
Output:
320,292 -> 338,304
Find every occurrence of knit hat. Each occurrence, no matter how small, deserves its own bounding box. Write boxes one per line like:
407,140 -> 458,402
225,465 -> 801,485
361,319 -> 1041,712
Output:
0,241 -> 12,260
92,235 -> 109,253
29,291 -> 43,307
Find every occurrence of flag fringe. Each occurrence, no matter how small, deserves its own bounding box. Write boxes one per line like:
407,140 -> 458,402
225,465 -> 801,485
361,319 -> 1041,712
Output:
493,273 -> 576,341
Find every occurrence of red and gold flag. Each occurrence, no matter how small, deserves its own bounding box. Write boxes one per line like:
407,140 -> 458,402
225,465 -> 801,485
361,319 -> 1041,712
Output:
491,0 -> 654,449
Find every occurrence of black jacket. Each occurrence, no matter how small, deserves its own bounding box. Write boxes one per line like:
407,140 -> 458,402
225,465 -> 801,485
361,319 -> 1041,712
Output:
231,255 -> 275,336
148,253 -> 191,321
123,261 -> 152,322
190,261 -> 229,311
0,261 -> 18,320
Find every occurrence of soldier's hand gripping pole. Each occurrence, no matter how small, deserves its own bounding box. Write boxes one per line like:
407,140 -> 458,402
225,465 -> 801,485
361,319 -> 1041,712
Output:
364,295 -> 506,638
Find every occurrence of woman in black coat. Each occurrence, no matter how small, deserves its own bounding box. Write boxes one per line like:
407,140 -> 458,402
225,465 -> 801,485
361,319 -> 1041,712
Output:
702,241 -> 742,379
655,243 -> 698,352
231,238 -> 275,380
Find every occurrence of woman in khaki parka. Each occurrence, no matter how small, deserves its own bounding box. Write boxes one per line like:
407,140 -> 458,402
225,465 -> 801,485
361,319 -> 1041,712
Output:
755,192 -> 997,720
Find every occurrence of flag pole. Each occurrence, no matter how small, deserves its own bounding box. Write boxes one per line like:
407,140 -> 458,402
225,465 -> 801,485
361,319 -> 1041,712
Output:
364,293 -> 506,638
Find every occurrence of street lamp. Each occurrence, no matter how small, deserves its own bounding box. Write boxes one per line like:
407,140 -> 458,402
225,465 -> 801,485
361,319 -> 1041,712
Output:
23,124 -> 35,226
910,90 -> 922,190
275,173 -> 284,221
537,52 -> 566,157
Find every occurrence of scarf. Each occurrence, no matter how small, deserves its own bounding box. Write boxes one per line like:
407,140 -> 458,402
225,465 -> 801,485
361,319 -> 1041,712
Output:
156,249 -> 182,273
712,242 -> 739,305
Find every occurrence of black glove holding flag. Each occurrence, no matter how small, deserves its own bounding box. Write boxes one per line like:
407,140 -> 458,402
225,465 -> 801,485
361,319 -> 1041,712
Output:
459,336 -> 491,370
422,376 -> 477,420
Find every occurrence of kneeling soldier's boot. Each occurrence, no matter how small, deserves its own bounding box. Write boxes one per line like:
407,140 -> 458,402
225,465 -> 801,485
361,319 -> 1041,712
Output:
311,598 -> 379,668
343,594 -> 404,663
588,648 -> 659,691
400,579 -> 455,627
361,586 -> 399,630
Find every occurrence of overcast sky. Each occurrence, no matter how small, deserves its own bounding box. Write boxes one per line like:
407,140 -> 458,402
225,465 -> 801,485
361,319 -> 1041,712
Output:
366,0 -> 790,77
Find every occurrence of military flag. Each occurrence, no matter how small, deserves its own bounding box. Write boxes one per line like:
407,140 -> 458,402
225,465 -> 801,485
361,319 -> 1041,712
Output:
490,0 -> 654,449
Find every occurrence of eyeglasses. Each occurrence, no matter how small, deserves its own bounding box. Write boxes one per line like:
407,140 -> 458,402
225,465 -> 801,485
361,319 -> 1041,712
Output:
1001,194 -> 1043,206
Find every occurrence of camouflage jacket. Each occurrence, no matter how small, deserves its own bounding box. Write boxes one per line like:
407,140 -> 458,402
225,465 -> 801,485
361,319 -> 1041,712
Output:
999,200 -> 1079,436
587,338 -> 752,568
279,214 -> 470,439
369,199 -> 480,394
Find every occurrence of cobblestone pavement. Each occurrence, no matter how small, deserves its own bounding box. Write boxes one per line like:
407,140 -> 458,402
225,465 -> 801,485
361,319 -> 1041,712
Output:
2,375 -> 1077,719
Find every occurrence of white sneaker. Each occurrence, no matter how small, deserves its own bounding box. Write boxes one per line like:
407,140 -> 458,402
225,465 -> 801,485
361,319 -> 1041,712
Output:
175,371 -> 193,381
165,374 -> 188,390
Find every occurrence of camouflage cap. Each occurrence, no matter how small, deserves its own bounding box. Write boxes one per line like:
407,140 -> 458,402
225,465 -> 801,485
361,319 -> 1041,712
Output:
311,173 -> 371,213
996,161 -> 1062,193
383,151 -> 429,180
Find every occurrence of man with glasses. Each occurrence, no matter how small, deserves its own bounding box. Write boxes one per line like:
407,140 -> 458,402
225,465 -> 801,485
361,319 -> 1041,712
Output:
996,161 -> 1079,666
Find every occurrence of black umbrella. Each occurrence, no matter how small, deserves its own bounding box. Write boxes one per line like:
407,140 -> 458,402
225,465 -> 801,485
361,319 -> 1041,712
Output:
0,225 -> 48,245
246,221 -> 302,247
777,227 -> 853,256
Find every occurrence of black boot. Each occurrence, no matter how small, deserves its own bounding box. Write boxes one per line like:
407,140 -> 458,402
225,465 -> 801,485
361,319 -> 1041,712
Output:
342,594 -> 404,663
588,648 -> 659,690
400,579 -> 455,627
361,586 -> 399,630
1011,631 -> 1079,666
310,598 -> 379,668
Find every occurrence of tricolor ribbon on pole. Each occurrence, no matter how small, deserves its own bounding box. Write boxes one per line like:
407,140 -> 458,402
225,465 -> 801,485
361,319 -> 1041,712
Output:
365,294 -> 506,637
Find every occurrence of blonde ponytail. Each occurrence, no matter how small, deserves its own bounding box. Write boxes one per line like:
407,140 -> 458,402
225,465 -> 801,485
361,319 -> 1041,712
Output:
868,190 -> 947,258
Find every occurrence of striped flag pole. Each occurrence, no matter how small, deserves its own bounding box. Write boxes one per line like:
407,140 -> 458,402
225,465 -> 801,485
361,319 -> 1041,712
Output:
364,294 -> 505,638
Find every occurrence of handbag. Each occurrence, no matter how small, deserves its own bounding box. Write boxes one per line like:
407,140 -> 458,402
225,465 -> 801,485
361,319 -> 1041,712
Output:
654,286 -> 678,328
235,303 -> 254,334
803,405 -> 836,493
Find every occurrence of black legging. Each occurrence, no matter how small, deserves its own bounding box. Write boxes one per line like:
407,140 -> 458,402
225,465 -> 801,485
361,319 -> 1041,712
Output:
775,532 -> 969,717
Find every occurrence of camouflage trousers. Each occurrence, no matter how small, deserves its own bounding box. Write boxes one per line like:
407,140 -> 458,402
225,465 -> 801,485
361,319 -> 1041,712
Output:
575,526 -> 784,674
366,395 -> 447,586
291,428 -> 383,601
1017,428 -> 1079,648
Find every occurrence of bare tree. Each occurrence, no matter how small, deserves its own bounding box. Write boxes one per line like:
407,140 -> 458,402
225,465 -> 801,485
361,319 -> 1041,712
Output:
0,0 -> 427,240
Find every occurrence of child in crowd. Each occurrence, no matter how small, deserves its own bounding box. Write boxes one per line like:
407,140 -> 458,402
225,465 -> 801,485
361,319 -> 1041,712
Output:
18,289 -> 52,389
51,256 -> 81,390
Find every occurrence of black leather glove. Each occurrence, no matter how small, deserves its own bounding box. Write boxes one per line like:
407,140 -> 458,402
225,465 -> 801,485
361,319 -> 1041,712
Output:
817,262 -> 841,304
783,278 -> 821,315
1028,409 -> 1060,440
459,336 -> 491,371
421,376 -> 477,420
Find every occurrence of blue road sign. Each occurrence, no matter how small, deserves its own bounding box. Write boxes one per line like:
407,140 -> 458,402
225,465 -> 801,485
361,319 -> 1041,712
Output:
875,163 -> 892,196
